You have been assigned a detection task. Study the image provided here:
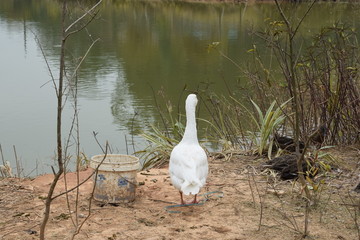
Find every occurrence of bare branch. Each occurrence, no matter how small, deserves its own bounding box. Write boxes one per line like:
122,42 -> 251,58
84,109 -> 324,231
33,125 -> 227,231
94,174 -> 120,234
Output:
65,8 -> 100,40
52,142 -> 108,201
70,38 -> 100,81
274,0 -> 291,32
33,33 -> 58,94
292,0 -> 318,39
71,143 -> 110,239
65,0 -> 102,33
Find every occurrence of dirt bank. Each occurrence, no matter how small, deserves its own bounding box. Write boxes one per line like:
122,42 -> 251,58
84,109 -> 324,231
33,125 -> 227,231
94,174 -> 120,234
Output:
1,146 -> 359,239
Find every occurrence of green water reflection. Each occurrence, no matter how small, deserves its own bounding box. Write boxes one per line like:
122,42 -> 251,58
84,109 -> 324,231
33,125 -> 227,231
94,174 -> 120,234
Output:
0,0 -> 359,174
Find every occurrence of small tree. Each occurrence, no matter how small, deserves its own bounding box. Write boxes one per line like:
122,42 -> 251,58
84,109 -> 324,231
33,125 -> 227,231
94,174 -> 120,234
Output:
39,1 -> 102,239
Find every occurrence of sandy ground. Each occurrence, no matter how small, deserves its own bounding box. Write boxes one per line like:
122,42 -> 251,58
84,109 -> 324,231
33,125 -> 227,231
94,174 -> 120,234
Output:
1,146 -> 359,240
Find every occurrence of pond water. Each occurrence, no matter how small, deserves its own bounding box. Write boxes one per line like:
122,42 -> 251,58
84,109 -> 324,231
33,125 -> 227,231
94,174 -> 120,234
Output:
0,0 -> 359,175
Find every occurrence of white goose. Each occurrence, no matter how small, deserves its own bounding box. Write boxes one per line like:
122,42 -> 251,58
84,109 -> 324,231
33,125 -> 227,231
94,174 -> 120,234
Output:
169,94 -> 208,204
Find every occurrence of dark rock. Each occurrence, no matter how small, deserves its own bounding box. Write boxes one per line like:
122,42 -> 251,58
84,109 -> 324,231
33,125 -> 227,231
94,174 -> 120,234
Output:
310,125 -> 328,145
25,229 -> 37,235
264,154 -> 314,180
274,134 -> 305,153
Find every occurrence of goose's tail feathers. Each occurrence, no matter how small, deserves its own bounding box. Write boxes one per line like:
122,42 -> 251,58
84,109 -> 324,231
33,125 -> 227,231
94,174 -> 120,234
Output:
181,180 -> 201,195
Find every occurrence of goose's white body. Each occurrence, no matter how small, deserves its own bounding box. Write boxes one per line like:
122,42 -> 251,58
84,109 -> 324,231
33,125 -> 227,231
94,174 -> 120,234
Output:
169,94 -> 208,202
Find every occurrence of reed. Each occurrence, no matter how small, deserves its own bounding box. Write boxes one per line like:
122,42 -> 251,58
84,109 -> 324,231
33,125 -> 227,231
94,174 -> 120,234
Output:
250,99 -> 290,158
138,124 -> 181,170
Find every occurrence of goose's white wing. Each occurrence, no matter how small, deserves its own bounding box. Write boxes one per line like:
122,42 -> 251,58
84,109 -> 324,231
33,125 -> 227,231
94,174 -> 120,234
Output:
169,142 -> 208,195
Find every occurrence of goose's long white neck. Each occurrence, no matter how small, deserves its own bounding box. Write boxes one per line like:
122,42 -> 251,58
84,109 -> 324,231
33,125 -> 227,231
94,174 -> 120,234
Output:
181,98 -> 199,144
